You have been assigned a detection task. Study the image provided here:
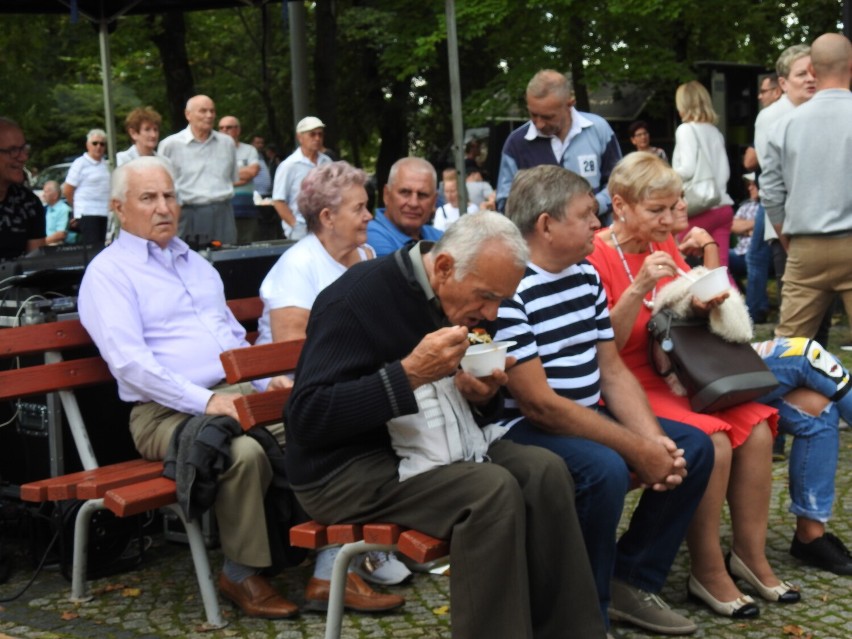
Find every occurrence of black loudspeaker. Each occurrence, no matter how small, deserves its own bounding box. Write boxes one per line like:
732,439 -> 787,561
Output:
202,241 -> 295,299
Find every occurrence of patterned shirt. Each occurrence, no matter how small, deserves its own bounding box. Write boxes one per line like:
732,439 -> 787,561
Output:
0,184 -> 45,260
493,260 -> 614,427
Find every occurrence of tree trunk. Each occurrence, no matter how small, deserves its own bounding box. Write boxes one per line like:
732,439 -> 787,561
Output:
375,78 -> 410,207
314,0 -> 338,153
147,12 -> 195,133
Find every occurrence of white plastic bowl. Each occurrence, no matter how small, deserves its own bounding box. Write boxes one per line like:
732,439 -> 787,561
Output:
689,266 -> 730,302
460,341 -> 516,377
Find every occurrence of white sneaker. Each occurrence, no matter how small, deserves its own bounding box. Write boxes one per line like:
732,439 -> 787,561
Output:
353,551 -> 413,586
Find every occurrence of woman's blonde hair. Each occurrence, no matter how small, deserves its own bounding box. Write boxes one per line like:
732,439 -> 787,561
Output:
675,80 -> 718,124
608,152 -> 682,205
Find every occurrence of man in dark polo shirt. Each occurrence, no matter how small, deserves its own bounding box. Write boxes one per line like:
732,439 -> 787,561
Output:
0,117 -> 45,261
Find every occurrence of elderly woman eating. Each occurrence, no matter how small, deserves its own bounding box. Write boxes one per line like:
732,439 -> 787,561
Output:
587,152 -> 798,620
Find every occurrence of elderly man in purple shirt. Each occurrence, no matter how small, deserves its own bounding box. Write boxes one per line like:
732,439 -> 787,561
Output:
78,157 -> 403,619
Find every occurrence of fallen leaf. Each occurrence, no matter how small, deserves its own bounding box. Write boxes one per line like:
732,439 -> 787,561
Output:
432,605 -> 450,616
103,582 -> 126,592
60,611 -> 79,621
782,625 -> 805,636
121,587 -> 142,598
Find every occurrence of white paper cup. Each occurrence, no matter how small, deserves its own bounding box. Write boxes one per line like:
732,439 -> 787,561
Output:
460,341 -> 516,377
689,266 -> 730,302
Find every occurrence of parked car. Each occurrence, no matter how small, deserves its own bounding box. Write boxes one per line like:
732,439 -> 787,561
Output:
31,162 -> 72,203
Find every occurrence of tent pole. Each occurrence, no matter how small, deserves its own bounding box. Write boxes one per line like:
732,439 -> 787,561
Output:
98,17 -> 117,170
288,0 -> 309,127
445,0 -> 467,212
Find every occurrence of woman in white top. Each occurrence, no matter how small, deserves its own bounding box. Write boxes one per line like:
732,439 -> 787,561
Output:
257,160 -> 412,587
672,81 -> 736,276
63,128 -> 110,246
116,107 -> 161,167
257,161 -> 375,344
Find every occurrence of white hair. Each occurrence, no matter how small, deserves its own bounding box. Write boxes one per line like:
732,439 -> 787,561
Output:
433,211 -> 528,280
111,156 -> 174,203
86,128 -> 106,142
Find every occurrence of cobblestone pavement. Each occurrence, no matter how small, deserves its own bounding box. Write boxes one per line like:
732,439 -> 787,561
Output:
3,317 -> 852,639
2,430 -> 850,639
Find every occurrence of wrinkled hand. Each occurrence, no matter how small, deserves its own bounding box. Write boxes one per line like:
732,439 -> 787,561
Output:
455,356 -> 515,405
205,392 -> 241,421
402,326 -> 469,389
632,435 -> 688,492
266,375 -> 294,391
677,227 -> 714,257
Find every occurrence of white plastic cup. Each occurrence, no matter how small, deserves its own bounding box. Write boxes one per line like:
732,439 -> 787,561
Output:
460,341 -> 516,377
689,266 -> 730,302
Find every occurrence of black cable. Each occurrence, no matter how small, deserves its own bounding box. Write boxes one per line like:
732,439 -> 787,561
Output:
0,503 -> 74,603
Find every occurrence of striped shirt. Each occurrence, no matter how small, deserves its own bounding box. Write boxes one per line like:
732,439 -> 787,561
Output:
493,260 -> 614,427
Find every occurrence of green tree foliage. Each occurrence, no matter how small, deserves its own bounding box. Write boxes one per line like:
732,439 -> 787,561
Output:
0,0 -> 844,175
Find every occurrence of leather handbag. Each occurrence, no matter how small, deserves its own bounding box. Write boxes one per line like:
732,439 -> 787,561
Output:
682,124 -> 722,216
647,309 -> 778,413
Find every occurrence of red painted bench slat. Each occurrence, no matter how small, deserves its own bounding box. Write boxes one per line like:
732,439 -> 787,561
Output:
0,357 -> 113,401
397,530 -> 450,564
103,477 -> 177,517
20,459 -> 153,502
220,339 -> 304,384
75,461 -> 165,500
0,320 -> 94,357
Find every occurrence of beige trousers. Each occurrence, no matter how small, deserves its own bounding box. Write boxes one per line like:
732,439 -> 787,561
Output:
129,382 -> 285,568
776,235 -> 852,339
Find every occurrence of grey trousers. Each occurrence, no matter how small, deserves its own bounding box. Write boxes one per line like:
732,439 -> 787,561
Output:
179,200 -> 237,246
129,382 -> 285,568
295,440 -> 605,639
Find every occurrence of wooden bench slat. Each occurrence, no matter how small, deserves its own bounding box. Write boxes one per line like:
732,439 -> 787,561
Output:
363,523 -> 403,545
290,520 -> 329,549
234,389 -> 291,430
19,459 -> 153,502
103,477 -> 176,517
0,320 -> 94,357
327,523 -> 363,545
397,530 -> 450,564
76,461 -> 165,500
220,340 -> 304,383
0,357 -> 113,401
226,297 -> 264,323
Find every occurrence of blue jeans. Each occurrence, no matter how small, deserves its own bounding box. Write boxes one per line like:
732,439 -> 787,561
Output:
756,337 -> 852,521
505,414 -> 713,622
745,208 -> 772,321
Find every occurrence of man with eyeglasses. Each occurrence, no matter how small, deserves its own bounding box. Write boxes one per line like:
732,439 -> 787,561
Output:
0,117 -> 46,261
271,116 -> 330,240
218,116 -> 261,244
158,95 -> 238,246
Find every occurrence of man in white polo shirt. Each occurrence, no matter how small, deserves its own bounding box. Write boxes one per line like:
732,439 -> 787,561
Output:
158,95 -> 238,246
272,116 -> 331,240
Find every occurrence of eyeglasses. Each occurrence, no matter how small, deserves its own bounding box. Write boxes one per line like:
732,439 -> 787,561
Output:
0,143 -> 31,157
90,140 -> 106,147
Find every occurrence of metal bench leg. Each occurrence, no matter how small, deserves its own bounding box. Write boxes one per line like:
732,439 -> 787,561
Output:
324,541 -> 396,639
69,498 -> 103,602
165,504 -> 227,630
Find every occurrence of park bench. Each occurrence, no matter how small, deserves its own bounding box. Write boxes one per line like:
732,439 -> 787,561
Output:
219,339 -> 450,639
1,296 -> 263,630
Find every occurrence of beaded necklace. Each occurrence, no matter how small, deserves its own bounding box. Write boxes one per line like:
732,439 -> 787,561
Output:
611,230 -> 656,309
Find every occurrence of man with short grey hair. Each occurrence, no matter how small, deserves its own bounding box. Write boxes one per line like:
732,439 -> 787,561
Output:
272,116 -> 331,239
495,69 -> 622,221
218,115 -> 260,244
286,211 -> 607,638
366,156 -> 443,256
158,95 -> 238,246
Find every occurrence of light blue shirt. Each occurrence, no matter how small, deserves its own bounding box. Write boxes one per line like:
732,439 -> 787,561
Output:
45,200 -> 71,235
79,230 -> 257,415
366,209 -> 443,257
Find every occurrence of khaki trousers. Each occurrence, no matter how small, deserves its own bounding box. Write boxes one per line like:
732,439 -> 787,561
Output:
776,235 -> 852,339
129,382 -> 284,568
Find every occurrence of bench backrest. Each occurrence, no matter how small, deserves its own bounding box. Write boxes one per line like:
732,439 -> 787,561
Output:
219,339 -> 304,431
0,296 -> 263,403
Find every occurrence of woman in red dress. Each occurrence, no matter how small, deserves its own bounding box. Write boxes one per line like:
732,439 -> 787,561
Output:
588,153 -> 798,619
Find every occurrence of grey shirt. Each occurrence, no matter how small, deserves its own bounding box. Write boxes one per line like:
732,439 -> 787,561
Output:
158,126 -> 238,205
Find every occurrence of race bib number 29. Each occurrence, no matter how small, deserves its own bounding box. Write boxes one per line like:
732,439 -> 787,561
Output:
577,154 -> 598,178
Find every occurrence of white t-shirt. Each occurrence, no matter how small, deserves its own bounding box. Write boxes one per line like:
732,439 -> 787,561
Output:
65,153 -> 110,218
256,233 -> 372,344
433,202 -> 478,231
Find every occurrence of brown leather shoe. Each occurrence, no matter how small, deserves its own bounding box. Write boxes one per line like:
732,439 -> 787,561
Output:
304,573 -> 405,612
218,573 -> 300,619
